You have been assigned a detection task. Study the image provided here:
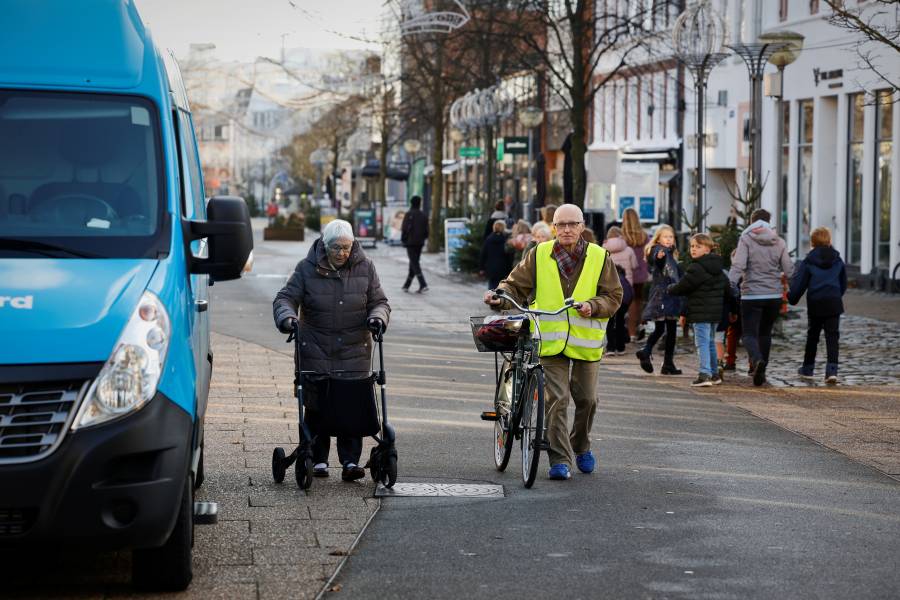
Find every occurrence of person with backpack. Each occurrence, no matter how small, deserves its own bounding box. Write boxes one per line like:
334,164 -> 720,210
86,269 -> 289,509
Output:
788,226 -> 847,384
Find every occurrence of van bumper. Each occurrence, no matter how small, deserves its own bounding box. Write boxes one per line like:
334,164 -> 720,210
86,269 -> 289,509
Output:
0,392 -> 192,550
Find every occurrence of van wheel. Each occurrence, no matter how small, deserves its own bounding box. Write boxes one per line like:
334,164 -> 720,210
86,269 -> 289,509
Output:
194,441 -> 205,490
132,475 -> 194,591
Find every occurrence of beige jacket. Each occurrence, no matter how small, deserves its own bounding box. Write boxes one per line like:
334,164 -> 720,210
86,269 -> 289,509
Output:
495,242 -> 623,318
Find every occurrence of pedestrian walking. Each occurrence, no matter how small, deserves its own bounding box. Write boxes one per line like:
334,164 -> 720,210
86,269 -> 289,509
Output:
484,200 -> 508,239
481,220 -> 513,289
266,199 -> 279,226
606,264 -> 633,355
508,219 -> 533,264
401,195 -> 429,293
787,226 -> 847,384
621,208 -> 649,340
603,226 -> 638,286
603,227 -> 638,356
540,204 -> 558,228
272,219 -> 391,481
635,224 -> 683,375
484,204 -> 622,481
667,234 -> 727,387
728,209 -> 794,386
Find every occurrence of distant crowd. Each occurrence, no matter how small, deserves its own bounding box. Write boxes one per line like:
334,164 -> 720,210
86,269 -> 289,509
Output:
481,203 -> 847,387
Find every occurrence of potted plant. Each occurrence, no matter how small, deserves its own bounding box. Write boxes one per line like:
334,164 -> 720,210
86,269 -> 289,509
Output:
264,211 -> 306,241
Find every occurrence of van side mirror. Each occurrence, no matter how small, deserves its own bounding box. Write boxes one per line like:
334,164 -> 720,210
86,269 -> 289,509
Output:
186,196 -> 253,281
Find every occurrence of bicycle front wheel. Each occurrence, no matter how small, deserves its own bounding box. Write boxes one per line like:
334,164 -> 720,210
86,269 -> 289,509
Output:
494,361 -> 515,471
520,368 -> 544,488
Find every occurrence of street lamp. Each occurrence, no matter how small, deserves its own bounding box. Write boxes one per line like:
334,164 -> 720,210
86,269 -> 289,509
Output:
726,39 -> 788,194
309,148 -> 329,200
759,30 -> 804,236
518,106 -> 544,223
672,0 -> 730,231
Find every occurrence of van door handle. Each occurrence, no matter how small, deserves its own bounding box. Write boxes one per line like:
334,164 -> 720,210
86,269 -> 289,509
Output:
196,300 -> 209,313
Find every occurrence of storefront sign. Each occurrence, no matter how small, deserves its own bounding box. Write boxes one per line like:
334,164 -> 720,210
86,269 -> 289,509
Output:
503,136 -> 529,155
354,209 -> 376,248
459,146 -> 483,158
615,162 -> 659,223
813,68 -> 842,87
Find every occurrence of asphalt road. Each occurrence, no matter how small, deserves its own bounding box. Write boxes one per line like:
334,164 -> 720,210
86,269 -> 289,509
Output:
214,226 -> 900,600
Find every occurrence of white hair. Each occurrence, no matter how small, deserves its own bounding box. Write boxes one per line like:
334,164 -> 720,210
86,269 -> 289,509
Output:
322,219 -> 354,246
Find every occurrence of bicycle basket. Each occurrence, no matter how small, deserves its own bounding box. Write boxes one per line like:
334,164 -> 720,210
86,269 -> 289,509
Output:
469,315 -> 526,352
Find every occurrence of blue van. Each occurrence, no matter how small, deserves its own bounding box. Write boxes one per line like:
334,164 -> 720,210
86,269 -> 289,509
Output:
0,0 -> 252,590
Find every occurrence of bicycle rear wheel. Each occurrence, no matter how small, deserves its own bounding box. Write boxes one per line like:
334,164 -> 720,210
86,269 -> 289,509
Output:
520,368 -> 544,488
493,360 -> 515,470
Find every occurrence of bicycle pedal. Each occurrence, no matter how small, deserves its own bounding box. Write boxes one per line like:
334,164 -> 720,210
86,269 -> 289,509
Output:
480,411 -> 500,421
539,440 -> 551,451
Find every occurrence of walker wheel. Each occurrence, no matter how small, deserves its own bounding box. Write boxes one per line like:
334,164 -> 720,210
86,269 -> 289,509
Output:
272,447 -> 287,483
295,456 -> 313,490
385,453 -> 398,489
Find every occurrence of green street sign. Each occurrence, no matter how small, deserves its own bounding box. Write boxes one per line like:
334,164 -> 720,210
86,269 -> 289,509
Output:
459,146 -> 482,158
496,137 -> 504,161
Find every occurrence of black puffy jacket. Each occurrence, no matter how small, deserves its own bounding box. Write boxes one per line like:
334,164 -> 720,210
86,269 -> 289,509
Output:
667,253 -> 727,324
273,239 -> 391,376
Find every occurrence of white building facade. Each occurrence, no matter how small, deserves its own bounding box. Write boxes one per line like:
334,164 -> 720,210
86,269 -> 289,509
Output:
681,0 -> 899,279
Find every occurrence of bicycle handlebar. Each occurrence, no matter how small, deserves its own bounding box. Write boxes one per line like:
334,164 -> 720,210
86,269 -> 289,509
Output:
490,289 -> 581,316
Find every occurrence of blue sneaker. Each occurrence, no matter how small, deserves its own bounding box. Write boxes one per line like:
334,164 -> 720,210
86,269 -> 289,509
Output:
548,464 -> 571,480
575,451 -> 596,474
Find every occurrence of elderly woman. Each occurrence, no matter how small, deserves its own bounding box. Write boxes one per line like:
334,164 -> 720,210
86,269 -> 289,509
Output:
273,219 -> 390,481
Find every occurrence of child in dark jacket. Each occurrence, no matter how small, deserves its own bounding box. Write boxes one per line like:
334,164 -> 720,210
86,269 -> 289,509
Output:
668,234 -> 727,387
788,227 -> 847,384
606,264 -> 634,355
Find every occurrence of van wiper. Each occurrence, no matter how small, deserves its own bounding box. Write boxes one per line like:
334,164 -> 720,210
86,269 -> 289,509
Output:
0,238 -> 101,258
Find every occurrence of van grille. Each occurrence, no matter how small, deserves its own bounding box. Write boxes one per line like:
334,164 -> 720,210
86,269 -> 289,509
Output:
0,381 -> 85,463
0,508 -> 37,536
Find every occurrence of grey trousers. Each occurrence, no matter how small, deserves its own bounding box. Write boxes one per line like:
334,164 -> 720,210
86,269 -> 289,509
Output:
539,355 -> 601,468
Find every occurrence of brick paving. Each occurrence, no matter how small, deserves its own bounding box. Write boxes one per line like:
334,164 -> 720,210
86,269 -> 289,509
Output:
190,332 -> 379,599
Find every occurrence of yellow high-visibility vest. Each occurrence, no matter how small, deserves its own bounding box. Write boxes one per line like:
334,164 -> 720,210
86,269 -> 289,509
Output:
531,241 -> 608,361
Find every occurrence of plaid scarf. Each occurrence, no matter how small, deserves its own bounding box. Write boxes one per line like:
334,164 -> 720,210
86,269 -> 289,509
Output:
552,238 -> 586,281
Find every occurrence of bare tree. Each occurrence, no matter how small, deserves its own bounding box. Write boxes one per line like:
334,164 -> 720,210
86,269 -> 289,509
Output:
824,0 -> 900,94
508,1 -> 665,208
400,20 -> 462,253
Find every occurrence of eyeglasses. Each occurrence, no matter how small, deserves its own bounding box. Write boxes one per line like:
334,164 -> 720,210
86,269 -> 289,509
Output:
553,221 -> 583,230
327,244 -> 353,254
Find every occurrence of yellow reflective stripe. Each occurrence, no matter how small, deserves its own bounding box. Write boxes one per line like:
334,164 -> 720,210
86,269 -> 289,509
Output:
539,313 -> 567,322
538,331 -> 568,341
567,336 -> 606,349
569,316 -> 607,330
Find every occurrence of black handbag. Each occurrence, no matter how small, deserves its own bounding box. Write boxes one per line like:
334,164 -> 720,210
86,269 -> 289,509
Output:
303,374 -> 380,438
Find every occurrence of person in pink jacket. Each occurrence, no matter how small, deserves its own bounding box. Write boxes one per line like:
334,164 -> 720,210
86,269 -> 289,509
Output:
603,227 -> 638,354
621,208 -> 649,340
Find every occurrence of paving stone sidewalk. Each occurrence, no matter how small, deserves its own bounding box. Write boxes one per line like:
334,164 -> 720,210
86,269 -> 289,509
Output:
193,331 -> 379,599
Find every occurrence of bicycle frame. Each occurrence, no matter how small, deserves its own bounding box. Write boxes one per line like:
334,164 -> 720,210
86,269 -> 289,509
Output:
492,290 -> 578,423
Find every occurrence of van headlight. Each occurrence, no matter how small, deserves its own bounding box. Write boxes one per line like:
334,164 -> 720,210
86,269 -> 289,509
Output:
72,291 -> 170,430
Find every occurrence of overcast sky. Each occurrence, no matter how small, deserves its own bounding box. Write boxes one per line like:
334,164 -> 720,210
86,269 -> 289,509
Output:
134,0 -> 386,61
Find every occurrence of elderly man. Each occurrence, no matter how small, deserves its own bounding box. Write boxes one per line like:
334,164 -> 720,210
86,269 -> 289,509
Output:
484,204 -> 622,480
274,219 -> 390,481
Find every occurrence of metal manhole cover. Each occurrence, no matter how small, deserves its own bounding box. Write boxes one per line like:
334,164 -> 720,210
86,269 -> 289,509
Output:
375,483 -> 504,498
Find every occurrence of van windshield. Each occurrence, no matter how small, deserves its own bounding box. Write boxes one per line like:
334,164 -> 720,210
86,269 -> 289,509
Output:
0,91 -> 168,259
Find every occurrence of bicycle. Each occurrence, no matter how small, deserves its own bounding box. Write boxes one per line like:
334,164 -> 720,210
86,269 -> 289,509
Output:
470,290 -> 580,488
